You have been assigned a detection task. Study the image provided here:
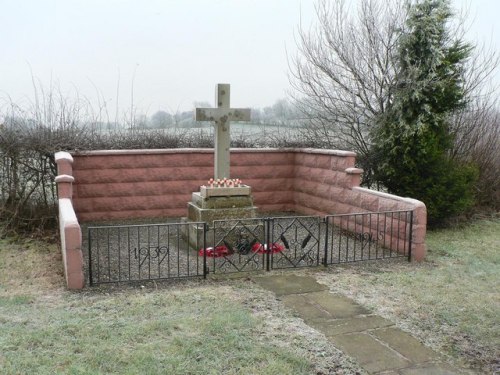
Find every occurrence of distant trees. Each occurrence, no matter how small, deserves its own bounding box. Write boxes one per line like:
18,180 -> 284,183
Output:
147,109 -> 194,129
251,99 -> 302,127
144,100 -> 305,130
150,110 -> 173,128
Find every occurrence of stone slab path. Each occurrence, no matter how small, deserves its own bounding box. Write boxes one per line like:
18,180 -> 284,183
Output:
254,275 -> 464,375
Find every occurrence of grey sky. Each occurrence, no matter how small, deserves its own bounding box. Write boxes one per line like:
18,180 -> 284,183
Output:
1,0 -> 498,116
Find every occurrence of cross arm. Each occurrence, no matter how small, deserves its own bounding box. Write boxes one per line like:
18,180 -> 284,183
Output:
195,108 -> 251,122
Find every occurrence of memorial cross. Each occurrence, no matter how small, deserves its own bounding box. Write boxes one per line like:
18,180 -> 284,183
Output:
195,84 -> 251,180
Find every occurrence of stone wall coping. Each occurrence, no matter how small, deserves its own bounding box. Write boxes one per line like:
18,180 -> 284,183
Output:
71,148 -> 357,157
295,148 -> 356,157
233,148 -> 300,153
55,151 -> 74,163
74,148 -> 214,156
232,148 -> 356,157
345,167 -> 364,174
354,187 -> 426,209
55,175 -> 75,183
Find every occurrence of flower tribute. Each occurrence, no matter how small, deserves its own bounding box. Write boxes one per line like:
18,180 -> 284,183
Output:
204,178 -> 243,188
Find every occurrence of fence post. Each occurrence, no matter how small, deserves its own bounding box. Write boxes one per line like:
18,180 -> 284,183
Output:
408,211 -> 413,262
265,218 -> 271,272
88,227 -> 93,286
203,222 -> 208,278
323,217 -> 329,266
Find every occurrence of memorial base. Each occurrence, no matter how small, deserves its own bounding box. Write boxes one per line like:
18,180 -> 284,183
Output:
182,185 -> 257,249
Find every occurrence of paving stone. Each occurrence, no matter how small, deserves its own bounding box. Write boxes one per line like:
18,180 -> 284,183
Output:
371,327 -> 437,363
254,275 -> 465,375
305,291 -> 371,318
399,363 -> 464,375
331,333 -> 411,373
254,275 -> 328,296
281,294 -> 332,320
310,315 -> 394,336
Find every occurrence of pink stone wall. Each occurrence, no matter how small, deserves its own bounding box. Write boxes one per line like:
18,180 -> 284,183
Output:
70,148 -> 426,260
293,150 -> 359,215
71,149 -> 298,221
58,199 -> 84,289
55,152 -> 84,289
71,148 -> 367,221
71,150 -> 211,220
55,148 -> 427,288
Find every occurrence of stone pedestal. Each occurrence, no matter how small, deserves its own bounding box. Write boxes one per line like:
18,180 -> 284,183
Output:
182,185 -> 257,248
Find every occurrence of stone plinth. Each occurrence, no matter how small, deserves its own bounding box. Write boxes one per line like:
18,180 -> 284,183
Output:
187,203 -> 256,223
200,185 -> 251,198
191,192 -> 252,210
183,185 -> 257,248
188,185 -> 256,223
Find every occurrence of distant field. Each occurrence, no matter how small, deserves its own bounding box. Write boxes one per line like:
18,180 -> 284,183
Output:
96,122 -> 301,137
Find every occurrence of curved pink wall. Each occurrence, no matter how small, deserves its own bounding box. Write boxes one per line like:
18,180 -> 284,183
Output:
71,149 -> 300,220
55,152 -> 84,290
60,148 -> 426,262
55,148 -> 428,289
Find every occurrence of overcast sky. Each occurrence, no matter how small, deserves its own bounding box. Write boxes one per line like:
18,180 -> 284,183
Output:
1,0 -> 498,117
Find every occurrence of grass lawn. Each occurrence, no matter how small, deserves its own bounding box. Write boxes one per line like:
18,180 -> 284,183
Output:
1,219 -> 498,374
314,218 -> 500,374
0,235 -> 362,374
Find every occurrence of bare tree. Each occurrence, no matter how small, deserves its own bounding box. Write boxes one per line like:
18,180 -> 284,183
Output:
290,0 -> 407,186
447,24 -> 500,208
452,100 -> 500,209
291,0 -> 499,199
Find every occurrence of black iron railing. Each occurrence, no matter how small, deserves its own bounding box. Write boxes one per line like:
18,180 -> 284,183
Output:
87,222 -> 207,285
325,210 -> 413,264
209,216 -> 321,274
269,216 -> 322,270
86,210 -> 414,285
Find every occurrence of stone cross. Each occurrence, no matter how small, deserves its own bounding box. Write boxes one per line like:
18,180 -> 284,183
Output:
195,84 -> 251,180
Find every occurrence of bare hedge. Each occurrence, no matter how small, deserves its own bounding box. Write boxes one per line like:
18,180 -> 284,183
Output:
0,112 -> 311,234
1,93 -> 497,235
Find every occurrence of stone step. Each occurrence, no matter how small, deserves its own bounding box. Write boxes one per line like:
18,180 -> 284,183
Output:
191,192 -> 254,209
187,202 -> 257,223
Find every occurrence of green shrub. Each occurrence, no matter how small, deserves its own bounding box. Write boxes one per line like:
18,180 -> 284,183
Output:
374,0 -> 478,225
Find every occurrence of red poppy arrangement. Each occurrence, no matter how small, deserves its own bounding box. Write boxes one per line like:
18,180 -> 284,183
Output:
250,242 -> 285,254
197,246 -> 231,258
198,242 -> 285,257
